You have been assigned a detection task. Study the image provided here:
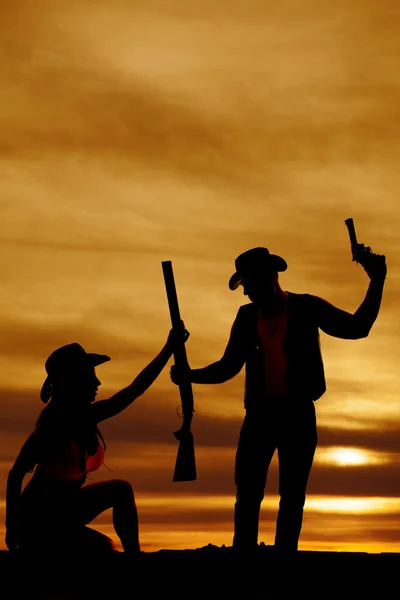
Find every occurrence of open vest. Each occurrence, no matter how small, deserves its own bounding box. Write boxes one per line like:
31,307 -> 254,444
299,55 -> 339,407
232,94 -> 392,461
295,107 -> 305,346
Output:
238,292 -> 326,408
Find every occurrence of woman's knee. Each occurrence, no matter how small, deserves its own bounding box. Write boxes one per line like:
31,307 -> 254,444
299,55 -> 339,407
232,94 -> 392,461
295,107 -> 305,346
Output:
109,479 -> 135,502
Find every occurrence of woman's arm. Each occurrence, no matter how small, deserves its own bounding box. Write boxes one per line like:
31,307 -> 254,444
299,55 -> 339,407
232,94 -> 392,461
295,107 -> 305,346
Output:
6,432 -> 39,550
91,326 -> 188,423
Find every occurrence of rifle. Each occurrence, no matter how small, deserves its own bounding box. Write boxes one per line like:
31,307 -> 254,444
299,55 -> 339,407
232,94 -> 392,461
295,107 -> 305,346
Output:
161,260 -> 197,482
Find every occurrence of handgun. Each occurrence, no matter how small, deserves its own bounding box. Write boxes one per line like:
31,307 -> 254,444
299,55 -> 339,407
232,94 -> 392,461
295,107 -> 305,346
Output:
345,218 -> 360,263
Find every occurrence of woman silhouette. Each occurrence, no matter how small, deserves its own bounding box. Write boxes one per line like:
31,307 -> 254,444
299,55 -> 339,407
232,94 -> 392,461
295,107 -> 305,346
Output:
5,325 -> 188,555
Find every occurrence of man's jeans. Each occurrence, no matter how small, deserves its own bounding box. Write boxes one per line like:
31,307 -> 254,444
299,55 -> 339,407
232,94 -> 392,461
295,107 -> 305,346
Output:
233,398 -> 317,552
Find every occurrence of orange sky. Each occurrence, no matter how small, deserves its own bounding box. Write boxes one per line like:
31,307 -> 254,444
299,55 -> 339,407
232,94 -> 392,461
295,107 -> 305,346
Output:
1,0 -> 400,552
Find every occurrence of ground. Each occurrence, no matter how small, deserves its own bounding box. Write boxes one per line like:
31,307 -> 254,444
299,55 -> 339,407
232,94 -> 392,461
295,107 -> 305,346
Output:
2,544 -> 399,599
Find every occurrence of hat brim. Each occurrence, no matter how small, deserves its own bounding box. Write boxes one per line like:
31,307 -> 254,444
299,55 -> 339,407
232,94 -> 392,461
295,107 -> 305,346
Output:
88,353 -> 111,366
229,255 -> 287,290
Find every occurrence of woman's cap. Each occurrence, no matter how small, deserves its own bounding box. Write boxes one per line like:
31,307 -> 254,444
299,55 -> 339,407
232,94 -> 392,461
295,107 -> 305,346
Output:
40,343 -> 110,403
229,247 -> 287,290
45,343 -> 110,378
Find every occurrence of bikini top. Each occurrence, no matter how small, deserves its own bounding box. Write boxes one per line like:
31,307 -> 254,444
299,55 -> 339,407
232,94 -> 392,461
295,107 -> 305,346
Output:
35,435 -> 105,481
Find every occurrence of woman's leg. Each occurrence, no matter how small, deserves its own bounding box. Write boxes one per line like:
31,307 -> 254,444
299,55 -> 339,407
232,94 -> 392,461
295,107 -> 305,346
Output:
72,479 -> 140,554
72,526 -> 117,553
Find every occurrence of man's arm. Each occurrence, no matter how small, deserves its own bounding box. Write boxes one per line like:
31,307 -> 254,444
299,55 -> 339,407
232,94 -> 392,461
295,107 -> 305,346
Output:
312,253 -> 386,339
173,308 -> 247,385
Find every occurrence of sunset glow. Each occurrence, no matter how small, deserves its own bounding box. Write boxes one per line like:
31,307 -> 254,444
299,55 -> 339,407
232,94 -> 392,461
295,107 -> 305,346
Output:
315,447 -> 392,467
305,496 -> 400,514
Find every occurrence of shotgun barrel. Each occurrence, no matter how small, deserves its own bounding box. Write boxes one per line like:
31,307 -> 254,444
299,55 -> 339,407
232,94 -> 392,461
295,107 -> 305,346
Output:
162,260 -> 196,482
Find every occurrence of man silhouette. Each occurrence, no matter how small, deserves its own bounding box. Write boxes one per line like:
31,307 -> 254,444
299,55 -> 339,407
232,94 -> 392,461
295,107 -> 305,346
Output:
170,244 -> 387,554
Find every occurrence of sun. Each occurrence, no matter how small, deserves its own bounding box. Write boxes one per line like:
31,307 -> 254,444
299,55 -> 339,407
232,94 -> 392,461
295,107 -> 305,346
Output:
316,446 -> 379,466
330,448 -> 368,466
315,446 -> 391,467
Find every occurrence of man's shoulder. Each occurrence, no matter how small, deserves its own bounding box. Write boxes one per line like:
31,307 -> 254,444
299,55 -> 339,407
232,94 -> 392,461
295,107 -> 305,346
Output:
236,294 -> 314,312
287,291 -> 318,303
237,302 -> 257,317
238,301 -> 255,310
286,291 -> 323,317
233,303 -> 257,329
286,290 -> 311,298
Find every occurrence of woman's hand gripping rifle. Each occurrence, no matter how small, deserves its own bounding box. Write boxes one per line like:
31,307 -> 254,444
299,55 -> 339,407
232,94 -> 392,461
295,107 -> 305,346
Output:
162,260 -> 197,482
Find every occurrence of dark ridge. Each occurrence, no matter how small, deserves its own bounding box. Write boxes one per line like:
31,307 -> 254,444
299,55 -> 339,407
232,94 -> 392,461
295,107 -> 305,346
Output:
2,544 -> 399,599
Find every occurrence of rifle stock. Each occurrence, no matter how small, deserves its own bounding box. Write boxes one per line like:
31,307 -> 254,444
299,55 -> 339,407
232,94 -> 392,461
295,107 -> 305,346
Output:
162,260 -> 197,482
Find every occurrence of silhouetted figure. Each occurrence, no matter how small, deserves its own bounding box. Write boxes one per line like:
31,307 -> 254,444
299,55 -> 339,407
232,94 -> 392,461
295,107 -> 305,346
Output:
6,325 -> 188,555
171,246 -> 386,554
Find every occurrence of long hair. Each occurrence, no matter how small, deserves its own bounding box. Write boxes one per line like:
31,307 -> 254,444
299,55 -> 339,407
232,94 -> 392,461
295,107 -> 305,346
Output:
36,378 -> 106,476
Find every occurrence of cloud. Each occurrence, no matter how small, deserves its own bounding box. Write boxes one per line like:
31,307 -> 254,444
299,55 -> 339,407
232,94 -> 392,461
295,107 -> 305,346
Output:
1,0 -> 400,193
